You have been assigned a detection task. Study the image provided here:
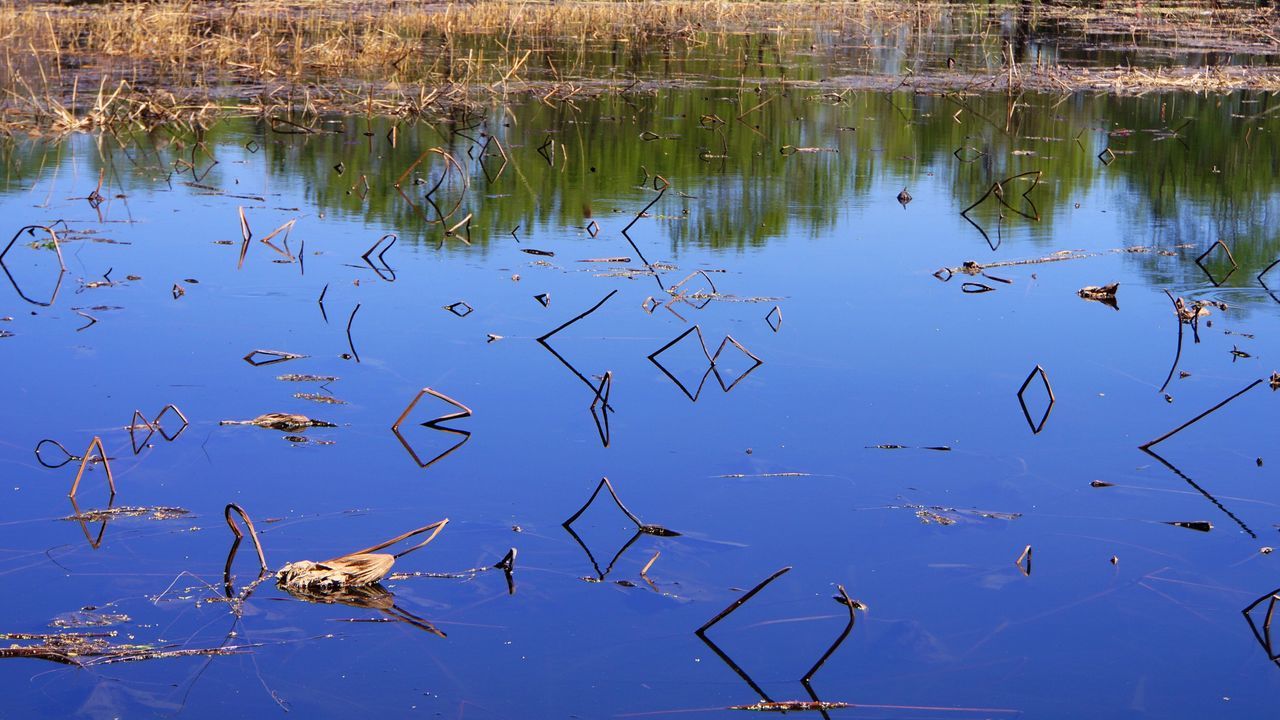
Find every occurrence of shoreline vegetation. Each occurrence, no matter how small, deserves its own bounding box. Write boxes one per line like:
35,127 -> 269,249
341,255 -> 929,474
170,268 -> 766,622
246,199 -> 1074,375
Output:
2,0 -> 1280,134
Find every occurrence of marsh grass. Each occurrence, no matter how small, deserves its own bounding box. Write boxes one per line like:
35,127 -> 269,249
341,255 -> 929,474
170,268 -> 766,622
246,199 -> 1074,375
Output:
1,1 -> 1278,134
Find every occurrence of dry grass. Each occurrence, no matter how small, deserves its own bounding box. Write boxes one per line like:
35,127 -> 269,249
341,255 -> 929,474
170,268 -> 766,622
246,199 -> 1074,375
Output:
1,1 -> 1277,135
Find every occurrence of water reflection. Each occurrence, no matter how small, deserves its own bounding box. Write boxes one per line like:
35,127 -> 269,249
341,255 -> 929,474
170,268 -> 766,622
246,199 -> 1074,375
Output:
4,81 -> 1280,719
4,89 -> 1280,296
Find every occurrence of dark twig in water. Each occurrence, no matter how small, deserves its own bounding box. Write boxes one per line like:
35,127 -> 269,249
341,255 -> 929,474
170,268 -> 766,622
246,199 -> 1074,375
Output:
128,410 -> 154,454
153,404 -> 189,441
393,387 -> 473,429
1194,240 -> 1238,287
589,371 -> 613,448
1157,289 -> 1185,394
1243,587 -> 1280,662
563,477 -> 678,537
802,584 -> 859,683
360,233 -> 397,281
390,388 -> 473,469
494,548 -> 517,595
537,289 -> 619,405
35,439 -> 76,469
1015,545 -> 1032,576
346,303 -> 361,362
1017,365 -> 1055,435
696,566 -> 792,635
243,349 -> 307,367
1139,378 -> 1263,450
1141,447 -> 1256,539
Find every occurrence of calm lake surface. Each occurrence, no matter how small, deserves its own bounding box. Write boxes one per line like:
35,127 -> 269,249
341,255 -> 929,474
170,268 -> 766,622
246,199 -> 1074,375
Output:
3,86 -> 1280,719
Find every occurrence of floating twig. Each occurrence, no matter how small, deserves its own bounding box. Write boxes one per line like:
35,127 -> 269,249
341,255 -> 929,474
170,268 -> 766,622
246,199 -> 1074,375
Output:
69,436 -> 114,500
765,305 -> 782,332
393,387 -> 473,429
1194,240 -> 1238,287
346,303 -> 361,362
1015,545 -> 1032,576
361,234 -> 397,281
127,410 -> 154,454
243,349 -> 307,367
1158,289 -> 1184,393
1017,365 -> 1055,435
443,301 -> 473,317
1139,378 -> 1263,450
153,404 -> 189,441
224,504 -> 269,574
563,477 -> 679,538
697,566 -> 792,635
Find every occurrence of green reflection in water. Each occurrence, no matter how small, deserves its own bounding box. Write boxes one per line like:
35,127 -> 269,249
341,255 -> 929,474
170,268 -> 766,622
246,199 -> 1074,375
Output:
2,87 -> 1278,292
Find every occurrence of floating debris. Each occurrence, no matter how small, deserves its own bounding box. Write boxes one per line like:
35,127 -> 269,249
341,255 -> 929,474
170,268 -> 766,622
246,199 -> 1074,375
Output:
729,700 -> 852,712
277,519 -> 449,591
220,413 -> 336,431
277,374 -> 338,382
1078,282 -> 1119,309
901,504 -> 1021,525
243,349 -> 308,367
293,393 -> 347,405
0,632 -> 250,666
1016,545 -> 1033,576
50,610 -> 130,629
1164,520 -> 1213,532
61,506 -> 190,522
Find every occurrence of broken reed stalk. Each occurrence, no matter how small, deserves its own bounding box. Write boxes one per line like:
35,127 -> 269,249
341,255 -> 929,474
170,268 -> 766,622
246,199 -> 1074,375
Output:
669,270 -> 719,297
68,436 -> 114,500
590,371 -> 613,411
640,551 -> 660,577
1158,289 -> 1184,394
361,233 -> 397,265
237,206 -> 251,268
537,289 -> 618,343
391,387 -> 473,429
801,584 -> 857,682
349,519 -> 450,558
3,225 -> 67,271
621,176 -> 670,288
1142,446 -> 1256,538
258,219 -> 297,260
346,303 -> 361,362
1242,587 -> 1280,660
536,290 -> 621,408
563,477 -> 644,528
1139,378 -> 1264,450
649,325 -> 713,363
224,503 -> 269,573
153,403 -> 189,441
494,547 -> 517,594
696,566 -> 792,635
128,409 -> 154,454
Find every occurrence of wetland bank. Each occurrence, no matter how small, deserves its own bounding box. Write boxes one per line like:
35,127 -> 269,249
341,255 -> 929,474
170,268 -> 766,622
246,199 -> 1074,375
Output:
4,1 -> 1280,718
